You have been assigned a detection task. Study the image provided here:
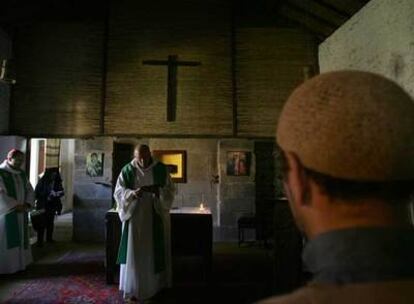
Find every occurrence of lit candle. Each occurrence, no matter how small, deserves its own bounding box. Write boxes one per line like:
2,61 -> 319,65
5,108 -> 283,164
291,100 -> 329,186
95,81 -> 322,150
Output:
199,203 -> 205,211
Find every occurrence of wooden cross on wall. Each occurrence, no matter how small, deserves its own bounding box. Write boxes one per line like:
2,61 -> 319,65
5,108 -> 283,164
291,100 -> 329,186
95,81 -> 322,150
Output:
143,55 -> 201,122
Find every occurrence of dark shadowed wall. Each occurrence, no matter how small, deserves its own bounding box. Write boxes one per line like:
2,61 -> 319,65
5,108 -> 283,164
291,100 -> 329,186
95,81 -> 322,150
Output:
237,28 -> 317,137
0,28 -> 11,134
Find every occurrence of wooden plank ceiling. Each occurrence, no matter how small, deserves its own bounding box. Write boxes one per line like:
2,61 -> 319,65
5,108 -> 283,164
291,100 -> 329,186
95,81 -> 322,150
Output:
276,0 -> 371,40
1,0 -> 370,40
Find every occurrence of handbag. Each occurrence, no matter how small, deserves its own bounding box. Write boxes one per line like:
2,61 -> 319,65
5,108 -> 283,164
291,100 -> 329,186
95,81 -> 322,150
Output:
30,209 -> 46,231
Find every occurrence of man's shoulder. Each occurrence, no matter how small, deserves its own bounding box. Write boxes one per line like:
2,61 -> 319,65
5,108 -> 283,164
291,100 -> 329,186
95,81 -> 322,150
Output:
120,162 -> 137,181
153,161 -> 166,169
0,166 -> 18,177
0,163 -> 26,176
0,162 -> 10,174
257,281 -> 414,304
152,161 -> 168,176
121,162 -> 134,172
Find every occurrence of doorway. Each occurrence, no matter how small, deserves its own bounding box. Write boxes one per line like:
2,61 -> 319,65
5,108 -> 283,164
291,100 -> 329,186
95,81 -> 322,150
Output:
254,141 -> 276,243
29,138 -> 75,243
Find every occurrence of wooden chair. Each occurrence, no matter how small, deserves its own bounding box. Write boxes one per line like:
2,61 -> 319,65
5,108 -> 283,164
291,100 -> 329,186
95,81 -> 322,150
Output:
237,215 -> 256,247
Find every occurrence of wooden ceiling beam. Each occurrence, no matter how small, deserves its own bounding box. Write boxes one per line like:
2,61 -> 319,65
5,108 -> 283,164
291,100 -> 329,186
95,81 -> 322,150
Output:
319,0 -> 369,16
284,1 -> 339,29
291,0 -> 349,26
278,4 -> 334,38
310,0 -> 352,19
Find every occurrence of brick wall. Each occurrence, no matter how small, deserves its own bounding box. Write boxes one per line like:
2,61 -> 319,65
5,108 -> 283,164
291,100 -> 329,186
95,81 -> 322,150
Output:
9,0 -> 318,138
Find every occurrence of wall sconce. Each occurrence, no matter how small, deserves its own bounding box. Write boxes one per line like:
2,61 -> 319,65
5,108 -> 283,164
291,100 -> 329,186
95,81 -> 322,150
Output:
211,174 -> 219,184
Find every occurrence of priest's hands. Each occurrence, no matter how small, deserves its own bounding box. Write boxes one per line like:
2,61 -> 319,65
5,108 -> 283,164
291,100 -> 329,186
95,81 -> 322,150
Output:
141,185 -> 159,194
132,188 -> 145,198
132,186 -> 160,198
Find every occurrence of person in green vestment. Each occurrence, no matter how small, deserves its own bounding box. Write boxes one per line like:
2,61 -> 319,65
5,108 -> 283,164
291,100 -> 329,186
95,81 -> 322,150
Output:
114,144 -> 175,303
0,149 -> 34,274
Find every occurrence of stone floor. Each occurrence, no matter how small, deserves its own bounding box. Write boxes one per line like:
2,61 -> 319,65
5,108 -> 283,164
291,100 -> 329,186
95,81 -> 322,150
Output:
28,212 -> 73,244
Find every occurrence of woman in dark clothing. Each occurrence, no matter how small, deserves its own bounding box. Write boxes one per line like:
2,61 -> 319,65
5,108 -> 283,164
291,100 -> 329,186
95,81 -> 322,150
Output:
34,167 -> 64,247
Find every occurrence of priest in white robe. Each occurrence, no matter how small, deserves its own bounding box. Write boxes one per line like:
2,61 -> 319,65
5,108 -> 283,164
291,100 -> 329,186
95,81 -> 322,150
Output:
114,144 -> 175,302
0,149 -> 34,274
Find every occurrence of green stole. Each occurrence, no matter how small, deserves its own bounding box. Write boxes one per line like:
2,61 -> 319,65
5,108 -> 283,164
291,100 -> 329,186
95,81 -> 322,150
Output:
116,162 -> 168,274
0,168 -> 29,250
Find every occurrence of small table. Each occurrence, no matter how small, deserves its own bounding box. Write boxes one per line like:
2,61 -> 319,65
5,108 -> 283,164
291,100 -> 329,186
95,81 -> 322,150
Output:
105,207 -> 213,284
170,207 -> 213,284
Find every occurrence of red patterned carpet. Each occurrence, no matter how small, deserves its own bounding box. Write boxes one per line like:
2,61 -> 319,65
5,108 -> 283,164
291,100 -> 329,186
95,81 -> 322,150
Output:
1,242 -> 274,304
2,245 -> 123,304
4,274 -> 123,304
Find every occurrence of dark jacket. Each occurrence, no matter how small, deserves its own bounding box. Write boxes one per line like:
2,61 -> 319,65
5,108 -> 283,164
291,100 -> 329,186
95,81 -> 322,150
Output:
35,168 -> 64,214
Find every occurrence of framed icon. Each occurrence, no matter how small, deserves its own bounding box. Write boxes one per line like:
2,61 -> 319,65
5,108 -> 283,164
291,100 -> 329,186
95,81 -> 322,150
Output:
86,152 -> 104,177
226,151 -> 251,176
153,150 -> 187,183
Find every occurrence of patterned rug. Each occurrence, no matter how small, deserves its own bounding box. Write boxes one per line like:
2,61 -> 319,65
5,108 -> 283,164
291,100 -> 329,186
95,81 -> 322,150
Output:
4,248 -> 124,304
3,242 -> 275,304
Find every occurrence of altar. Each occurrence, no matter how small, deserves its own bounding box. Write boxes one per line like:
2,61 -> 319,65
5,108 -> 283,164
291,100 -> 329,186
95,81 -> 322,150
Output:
105,207 -> 212,285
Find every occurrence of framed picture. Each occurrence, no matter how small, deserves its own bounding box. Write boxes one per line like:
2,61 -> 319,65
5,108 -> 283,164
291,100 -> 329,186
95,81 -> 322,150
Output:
153,150 -> 187,183
86,152 -> 104,177
226,151 -> 251,176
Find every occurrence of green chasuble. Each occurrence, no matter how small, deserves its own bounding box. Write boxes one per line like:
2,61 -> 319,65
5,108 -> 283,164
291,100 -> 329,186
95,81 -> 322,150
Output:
0,169 -> 29,249
117,162 -> 168,273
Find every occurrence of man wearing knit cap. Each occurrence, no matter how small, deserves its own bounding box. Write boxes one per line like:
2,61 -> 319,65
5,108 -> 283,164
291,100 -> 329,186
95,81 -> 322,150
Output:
257,71 -> 414,304
0,149 -> 34,274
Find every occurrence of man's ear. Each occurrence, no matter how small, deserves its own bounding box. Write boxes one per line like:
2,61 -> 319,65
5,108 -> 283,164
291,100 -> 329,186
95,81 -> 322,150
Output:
284,152 -> 311,206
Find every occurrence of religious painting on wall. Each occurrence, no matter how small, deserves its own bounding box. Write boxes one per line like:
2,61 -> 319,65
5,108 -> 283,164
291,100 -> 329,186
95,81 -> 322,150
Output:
153,150 -> 187,183
86,152 -> 104,177
226,151 -> 251,176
